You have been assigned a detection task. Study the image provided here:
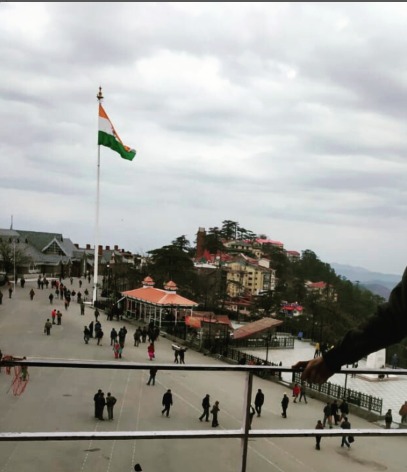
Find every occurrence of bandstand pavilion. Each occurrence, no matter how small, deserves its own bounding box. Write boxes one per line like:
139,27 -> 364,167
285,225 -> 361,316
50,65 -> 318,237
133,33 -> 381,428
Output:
121,277 -> 198,327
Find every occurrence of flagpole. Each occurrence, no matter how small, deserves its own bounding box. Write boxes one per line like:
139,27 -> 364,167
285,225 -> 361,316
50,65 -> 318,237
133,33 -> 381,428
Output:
92,86 -> 104,306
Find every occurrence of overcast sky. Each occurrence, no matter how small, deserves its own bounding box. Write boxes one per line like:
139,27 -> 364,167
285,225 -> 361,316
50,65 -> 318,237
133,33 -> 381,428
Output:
2,2 -> 407,275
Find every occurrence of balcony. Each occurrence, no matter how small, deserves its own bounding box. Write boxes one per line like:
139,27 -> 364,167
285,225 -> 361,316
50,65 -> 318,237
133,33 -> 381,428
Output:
1,359 -> 406,472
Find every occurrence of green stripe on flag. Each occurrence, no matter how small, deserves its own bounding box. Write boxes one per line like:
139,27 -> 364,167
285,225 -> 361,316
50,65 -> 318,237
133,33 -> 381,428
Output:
98,131 -> 136,161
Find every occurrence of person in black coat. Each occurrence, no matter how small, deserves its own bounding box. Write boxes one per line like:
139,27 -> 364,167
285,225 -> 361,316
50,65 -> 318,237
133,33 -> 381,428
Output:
88,321 -> 94,338
254,389 -> 265,417
281,393 -> 289,418
340,416 -> 351,448
161,389 -> 173,417
93,389 -> 102,418
96,391 -> 106,420
199,394 -> 211,422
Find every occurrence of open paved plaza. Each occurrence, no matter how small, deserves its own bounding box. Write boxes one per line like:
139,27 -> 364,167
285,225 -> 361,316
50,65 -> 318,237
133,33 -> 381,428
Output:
0,277 -> 405,471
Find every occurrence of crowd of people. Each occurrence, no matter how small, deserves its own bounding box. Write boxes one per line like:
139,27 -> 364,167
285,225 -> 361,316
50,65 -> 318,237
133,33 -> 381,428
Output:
3,268 -> 407,461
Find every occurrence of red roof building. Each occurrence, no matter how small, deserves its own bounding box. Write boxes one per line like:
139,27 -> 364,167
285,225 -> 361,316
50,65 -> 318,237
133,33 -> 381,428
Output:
122,277 -> 198,327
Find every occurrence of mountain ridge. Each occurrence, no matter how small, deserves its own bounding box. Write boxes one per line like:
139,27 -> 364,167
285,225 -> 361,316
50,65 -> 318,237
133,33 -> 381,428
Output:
329,262 -> 401,298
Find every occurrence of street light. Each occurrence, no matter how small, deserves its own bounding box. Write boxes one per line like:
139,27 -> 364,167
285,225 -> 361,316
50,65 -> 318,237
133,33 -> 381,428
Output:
13,239 -> 16,289
263,330 -> 272,363
8,237 -> 18,290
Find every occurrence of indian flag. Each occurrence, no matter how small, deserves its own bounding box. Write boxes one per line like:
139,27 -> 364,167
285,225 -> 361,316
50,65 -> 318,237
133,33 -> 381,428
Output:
98,104 -> 136,161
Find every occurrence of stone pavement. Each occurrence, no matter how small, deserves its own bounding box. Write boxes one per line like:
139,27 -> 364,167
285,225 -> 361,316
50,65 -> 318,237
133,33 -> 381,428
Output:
0,277 -> 405,472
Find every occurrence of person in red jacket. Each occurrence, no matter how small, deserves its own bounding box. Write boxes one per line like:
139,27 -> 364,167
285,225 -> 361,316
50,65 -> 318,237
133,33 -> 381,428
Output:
147,342 -> 155,361
292,383 -> 301,403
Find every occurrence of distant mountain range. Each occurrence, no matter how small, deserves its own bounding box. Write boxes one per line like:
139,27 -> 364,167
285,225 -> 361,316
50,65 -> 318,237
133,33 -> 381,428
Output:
329,263 -> 401,300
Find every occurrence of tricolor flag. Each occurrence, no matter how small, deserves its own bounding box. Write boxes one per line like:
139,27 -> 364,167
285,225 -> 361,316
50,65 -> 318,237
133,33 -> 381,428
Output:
98,104 -> 136,161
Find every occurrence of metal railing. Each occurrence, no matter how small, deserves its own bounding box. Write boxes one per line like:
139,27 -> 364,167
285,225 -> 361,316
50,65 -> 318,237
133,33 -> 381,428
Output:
1,359 -> 406,472
292,371 -> 383,413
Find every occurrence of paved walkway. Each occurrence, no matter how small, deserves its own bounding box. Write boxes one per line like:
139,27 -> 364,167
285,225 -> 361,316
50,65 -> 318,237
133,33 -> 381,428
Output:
0,277 -> 405,471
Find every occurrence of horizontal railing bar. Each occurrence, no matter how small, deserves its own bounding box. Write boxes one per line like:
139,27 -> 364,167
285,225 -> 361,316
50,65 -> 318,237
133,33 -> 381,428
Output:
0,429 -> 405,442
1,359 -> 406,376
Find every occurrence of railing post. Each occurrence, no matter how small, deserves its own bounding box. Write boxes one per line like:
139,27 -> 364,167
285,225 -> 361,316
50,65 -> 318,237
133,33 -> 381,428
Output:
240,371 -> 253,472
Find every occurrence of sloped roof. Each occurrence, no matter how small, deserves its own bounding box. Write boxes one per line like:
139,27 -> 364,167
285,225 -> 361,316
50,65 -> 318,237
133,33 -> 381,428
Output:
255,238 -> 284,247
286,250 -> 300,256
185,312 -> 233,329
15,230 -> 64,252
232,317 -> 283,341
307,281 -> 327,289
122,286 -> 198,307
0,229 -> 82,264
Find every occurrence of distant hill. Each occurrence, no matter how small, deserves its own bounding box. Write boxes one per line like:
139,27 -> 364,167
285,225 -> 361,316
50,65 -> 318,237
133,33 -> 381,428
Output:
360,283 -> 391,300
330,263 -> 400,295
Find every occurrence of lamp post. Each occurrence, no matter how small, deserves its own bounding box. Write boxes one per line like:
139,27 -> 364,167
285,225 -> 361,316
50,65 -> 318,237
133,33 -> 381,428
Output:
263,330 -> 272,363
9,237 -> 18,290
13,239 -> 16,289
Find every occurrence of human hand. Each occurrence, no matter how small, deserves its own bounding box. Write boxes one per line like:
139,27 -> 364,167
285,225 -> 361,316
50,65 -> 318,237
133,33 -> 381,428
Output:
292,357 -> 334,384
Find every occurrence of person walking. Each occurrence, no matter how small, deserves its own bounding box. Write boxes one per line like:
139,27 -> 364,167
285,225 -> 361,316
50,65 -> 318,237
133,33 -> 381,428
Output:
83,326 -> 91,344
49,292 -> 54,304
162,389 -> 173,417
292,383 -> 300,403
340,416 -> 351,448
339,398 -> 349,421
179,347 -> 187,364
147,367 -> 158,386
110,328 -> 118,346
119,326 -> 128,346
88,321 -> 94,338
57,310 -> 62,325
113,341 -> 121,359
174,348 -> 179,364
211,400 -> 220,427
314,342 -> 320,358
323,402 -> 333,428
147,342 -> 155,361
299,382 -> 308,403
385,409 -> 393,429
93,389 -> 102,418
96,328 -> 104,346
44,319 -> 52,336
254,389 -> 264,417
106,392 -> 117,420
80,301 -> 85,315
331,399 -> 339,425
391,353 -> 399,369
399,401 -> 407,423
315,419 -> 324,450
8,284 -> 13,299
134,328 -> 141,347
199,394 -> 211,422
51,309 -> 57,325
96,391 -> 106,420
29,288 -> 35,300
281,393 -> 289,418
